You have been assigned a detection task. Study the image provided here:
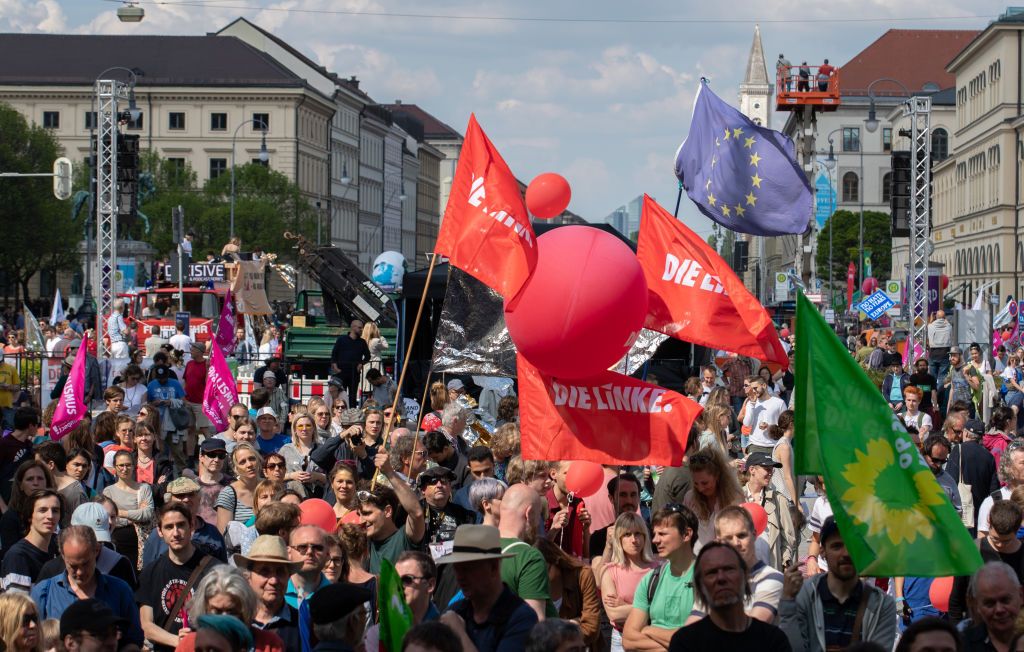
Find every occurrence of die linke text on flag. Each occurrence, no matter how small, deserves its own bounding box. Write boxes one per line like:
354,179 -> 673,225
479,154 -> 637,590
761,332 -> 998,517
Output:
674,80 -> 812,236
636,195 -> 788,368
517,353 -> 702,466
434,114 -> 536,301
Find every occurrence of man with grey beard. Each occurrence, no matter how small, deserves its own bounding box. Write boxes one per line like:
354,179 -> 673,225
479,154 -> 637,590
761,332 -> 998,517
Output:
497,483 -> 550,622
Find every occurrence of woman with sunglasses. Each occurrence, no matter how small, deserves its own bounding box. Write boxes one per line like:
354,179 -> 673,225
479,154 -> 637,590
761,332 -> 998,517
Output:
119,363 -> 148,417
0,593 -> 41,652
279,414 -> 326,499
217,443 -> 263,535
599,512 -> 658,652
307,398 -> 333,439
102,450 -> 153,569
328,399 -> 348,436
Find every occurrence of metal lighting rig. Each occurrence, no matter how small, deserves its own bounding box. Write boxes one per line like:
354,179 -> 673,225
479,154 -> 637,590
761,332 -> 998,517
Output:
904,96 -> 933,361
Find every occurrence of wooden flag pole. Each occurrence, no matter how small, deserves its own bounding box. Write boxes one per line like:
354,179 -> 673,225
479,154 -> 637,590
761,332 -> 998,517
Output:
371,253 -> 440,491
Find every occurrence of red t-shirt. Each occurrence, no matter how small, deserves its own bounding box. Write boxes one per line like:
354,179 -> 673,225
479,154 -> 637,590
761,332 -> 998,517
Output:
183,360 -> 207,403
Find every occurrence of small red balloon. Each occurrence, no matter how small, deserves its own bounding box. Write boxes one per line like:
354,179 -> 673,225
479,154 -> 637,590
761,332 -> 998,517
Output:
740,502 -> 769,536
779,327 -> 791,339
566,461 -> 605,497
299,498 -> 337,533
861,277 -> 879,295
940,275 -> 950,291
505,226 -> 647,379
929,576 -> 954,612
525,173 -> 572,219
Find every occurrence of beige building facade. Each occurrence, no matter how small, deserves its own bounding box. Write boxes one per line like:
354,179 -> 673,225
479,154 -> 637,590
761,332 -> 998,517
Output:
932,13 -> 1024,303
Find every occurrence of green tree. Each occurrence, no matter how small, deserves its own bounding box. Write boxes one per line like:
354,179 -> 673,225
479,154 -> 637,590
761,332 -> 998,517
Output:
815,209 -> 892,285
0,103 -> 80,305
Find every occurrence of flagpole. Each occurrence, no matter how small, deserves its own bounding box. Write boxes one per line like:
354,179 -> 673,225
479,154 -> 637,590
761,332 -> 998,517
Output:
405,365 -> 434,478
673,182 -> 683,218
372,252 -> 440,492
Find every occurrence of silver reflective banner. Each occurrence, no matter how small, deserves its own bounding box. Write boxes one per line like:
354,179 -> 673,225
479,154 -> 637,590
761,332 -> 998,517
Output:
432,269 -> 517,377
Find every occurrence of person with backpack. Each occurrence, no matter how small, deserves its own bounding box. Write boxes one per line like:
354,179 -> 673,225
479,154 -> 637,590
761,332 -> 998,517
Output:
622,504 -> 699,651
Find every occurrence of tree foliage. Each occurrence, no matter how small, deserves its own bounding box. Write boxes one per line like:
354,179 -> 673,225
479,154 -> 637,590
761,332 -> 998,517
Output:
0,103 -> 80,305
815,209 -> 893,284
136,152 -> 316,263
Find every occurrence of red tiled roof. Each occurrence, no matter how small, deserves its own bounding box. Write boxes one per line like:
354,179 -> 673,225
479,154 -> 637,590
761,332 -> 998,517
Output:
382,102 -> 461,140
839,29 -> 979,96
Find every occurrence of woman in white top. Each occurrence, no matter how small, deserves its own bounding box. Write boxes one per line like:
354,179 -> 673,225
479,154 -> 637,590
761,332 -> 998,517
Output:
360,322 -> 388,392
102,450 -> 153,570
278,414 -> 326,498
118,364 -> 148,417
682,447 -> 744,548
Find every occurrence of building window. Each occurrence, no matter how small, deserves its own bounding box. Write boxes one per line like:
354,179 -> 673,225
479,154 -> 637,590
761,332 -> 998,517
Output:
882,172 -> 892,203
210,113 -> 227,131
168,112 -> 185,130
167,158 -> 185,183
252,113 -> 270,131
932,128 -> 950,162
85,111 -> 97,130
842,127 -> 860,152
126,112 -> 143,130
842,171 -> 859,202
42,111 -> 59,129
882,128 -> 892,153
209,158 -> 227,179
251,158 -> 269,167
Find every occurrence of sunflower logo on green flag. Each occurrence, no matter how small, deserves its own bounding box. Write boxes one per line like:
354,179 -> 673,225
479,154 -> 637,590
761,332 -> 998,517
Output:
379,558 -> 413,651
794,292 -> 982,577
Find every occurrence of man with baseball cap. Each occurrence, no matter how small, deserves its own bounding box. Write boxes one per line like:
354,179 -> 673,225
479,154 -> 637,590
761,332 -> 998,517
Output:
33,525 -> 145,649
742,452 -> 797,570
60,598 -> 133,652
437,525 -> 538,652
236,535 -> 304,651
140,477 -> 227,570
447,378 -> 467,401
307,580 -> 372,652
255,406 -> 289,454
188,438 -> 232,524
779,517 -> 896,651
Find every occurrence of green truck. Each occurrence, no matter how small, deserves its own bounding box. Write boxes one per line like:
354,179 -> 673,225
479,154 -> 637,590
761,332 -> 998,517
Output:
282,234 -> 399,379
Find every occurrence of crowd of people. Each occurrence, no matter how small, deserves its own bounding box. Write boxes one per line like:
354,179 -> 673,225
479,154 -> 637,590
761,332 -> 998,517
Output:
0,305 -> 1020,652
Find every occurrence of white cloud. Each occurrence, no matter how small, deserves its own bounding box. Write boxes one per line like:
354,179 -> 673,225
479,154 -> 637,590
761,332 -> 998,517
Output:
310,42 -> 440,100
0,0 -> 66,32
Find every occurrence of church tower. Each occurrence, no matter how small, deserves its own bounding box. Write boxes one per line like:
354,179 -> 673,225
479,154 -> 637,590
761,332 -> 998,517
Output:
739,25 -> 772,128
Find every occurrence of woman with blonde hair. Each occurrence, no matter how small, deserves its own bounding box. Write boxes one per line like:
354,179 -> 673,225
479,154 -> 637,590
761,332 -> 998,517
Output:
599,512 -> 658,652
697,404 -> 734,455
216,442 -> 263,534
360,322 -> 388,392
0,592 -> 41,652
420,381 -> 448,432
490,423 -> 521,482
278,414 -> 325,498
682,447 -> 744,548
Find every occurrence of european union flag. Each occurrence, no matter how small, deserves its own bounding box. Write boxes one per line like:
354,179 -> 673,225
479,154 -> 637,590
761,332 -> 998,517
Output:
674,80 -> 812,236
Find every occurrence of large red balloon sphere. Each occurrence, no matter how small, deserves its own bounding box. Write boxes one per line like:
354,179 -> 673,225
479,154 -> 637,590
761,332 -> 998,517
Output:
299,498 -> 337,533
566,461 -> 605,497
940,274 -> 950,291
525,173 -> 572,219
929,576 -> 954,612
740,502 -> 769,536
861,277 -> 879,295
505,226 -> 647,379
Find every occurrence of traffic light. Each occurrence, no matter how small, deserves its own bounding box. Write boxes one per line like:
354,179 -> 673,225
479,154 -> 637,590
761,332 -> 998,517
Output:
733,240 -> 749,272
890,150 -> 911,238
52,157 -> 72,200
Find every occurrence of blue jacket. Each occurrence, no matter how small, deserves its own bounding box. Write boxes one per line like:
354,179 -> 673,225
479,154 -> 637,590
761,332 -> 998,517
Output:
32,571 -> 144,646
881,372 -> 911,404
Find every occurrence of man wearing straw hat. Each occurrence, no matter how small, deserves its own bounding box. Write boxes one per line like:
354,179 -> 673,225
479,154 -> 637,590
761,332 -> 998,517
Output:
437,524 -> 538,652
235,534 -> 304,651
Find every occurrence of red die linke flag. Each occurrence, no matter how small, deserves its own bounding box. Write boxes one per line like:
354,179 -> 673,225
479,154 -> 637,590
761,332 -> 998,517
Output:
517,353 -> 702,466
434,114 -> 537,301
636,195 -> 788,368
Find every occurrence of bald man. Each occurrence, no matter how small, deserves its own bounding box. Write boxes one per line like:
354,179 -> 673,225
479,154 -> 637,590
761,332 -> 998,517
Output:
928,310 -> 953,381
497,484 -> 551,621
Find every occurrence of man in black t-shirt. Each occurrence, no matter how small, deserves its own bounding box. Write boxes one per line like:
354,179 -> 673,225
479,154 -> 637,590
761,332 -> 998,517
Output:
0,407 -> 39,503
136,504 -> 217,652
330,320 -> 370,407
909,357 -> 939,415
669,542 -> 792,651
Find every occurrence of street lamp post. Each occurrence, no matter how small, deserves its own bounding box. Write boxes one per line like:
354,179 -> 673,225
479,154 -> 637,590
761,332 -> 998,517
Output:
230,119 -> 269,239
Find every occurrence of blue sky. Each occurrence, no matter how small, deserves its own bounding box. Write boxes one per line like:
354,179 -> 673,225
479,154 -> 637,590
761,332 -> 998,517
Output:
0,0 -> 1005,238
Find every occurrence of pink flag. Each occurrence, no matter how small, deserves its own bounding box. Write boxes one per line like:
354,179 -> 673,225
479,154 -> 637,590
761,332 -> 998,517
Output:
51,345 -> 87,440
203,343 -> 239,432
215,289 -> 236,358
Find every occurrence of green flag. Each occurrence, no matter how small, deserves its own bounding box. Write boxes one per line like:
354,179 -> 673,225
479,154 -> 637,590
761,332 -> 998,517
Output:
794,292 -> 982,577
378,558 -> 413,652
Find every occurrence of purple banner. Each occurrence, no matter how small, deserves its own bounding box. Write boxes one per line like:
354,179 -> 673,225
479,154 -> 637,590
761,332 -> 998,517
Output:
51,345 -> 86,440
202,343 -> 238,433
215,289 -> 236,358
